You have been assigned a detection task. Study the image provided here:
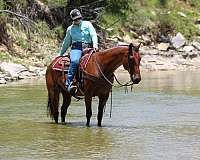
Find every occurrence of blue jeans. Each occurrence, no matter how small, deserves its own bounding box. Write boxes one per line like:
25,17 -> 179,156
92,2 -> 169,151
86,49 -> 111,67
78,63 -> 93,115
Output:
66,49 -> 82,88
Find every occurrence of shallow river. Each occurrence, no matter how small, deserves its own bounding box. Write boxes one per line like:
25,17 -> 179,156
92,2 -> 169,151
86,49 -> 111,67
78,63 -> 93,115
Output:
0,71 -> 200,160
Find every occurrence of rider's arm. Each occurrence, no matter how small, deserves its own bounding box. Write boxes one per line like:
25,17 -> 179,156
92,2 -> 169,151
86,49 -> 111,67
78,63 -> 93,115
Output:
58,27 -> 72,56
88,22 -> 98,49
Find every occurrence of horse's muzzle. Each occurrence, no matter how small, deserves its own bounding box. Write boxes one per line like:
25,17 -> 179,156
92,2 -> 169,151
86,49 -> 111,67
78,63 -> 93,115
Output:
131,75 -> 141,84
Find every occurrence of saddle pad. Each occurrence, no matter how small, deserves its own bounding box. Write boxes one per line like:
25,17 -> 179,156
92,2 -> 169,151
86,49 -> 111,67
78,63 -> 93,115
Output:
80,49 -> 94,70
52,56 -> 70,72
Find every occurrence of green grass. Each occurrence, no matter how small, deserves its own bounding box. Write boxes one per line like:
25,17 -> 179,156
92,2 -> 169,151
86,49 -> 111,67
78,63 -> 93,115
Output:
40,0 -> 69,7
0,52 -> 11,60
99,13 -> 123,36
15,37 -> 29,49
100,0 -> 200,40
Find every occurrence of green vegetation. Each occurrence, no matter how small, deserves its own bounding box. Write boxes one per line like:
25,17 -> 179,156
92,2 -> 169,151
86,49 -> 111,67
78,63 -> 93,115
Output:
41,0 -> 69,7
100,0 -> 200,39
0,51 -> 10,60
0,0 -> 200,63
16,37 -> 29,49
1,0 -> 199,40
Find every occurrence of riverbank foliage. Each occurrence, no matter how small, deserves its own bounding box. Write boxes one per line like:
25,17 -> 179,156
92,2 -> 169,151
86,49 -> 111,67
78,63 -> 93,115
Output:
102,0 -> 200,39
0,0 -> 200,65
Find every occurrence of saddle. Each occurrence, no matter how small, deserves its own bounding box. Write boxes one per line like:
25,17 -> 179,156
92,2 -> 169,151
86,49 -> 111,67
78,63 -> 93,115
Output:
51,48 -> 95,93
52,56 -> 70,72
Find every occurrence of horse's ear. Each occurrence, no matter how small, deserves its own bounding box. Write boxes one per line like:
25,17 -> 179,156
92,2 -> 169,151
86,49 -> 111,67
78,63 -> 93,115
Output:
137,42 -> 142,50
129,43 -> 133,55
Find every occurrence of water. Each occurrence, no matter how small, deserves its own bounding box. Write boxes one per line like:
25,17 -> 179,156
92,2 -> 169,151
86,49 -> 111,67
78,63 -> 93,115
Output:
0,71 -> 200,160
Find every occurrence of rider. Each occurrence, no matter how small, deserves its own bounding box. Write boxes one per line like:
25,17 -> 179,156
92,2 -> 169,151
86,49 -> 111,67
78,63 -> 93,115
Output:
58,9 -> 98,93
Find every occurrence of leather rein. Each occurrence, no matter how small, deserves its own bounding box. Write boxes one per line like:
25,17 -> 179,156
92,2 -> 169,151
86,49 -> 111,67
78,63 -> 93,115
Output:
93,43 -> 138,88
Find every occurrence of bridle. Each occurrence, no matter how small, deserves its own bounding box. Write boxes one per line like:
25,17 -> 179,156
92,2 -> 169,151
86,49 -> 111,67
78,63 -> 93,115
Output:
87,43 -> 140,117
93,43 -> 140,88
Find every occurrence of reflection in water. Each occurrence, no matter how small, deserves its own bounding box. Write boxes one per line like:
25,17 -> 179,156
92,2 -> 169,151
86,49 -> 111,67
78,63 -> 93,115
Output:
0,120 -> 113,159
34,124 -> 113,159
0,71 -> 200,159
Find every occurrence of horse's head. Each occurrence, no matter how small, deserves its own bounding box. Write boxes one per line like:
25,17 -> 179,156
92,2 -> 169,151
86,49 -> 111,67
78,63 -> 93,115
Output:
123,43 -> 141,84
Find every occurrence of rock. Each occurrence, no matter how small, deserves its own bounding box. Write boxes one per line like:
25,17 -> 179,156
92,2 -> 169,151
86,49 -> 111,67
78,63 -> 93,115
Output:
147,58 -> 156,63
38,68 -> 46,76
157,43 -> 170,51
144,63 -> 158,71
130,31 -> 139,38
141,35 -> 151,45
159,50 -> 175,57
196,24 -> 200,30
177,11 -> 187,17
106,28 -> 114,31
140,47 -> 159,55
180,51 -> 188,58
195,18 -> 200,24
0,73 -> 4,78
171,32 -> 186,49
123,35 -> 132,43
0,78 -> 6,84
174,57 -> 187,65
156,60 -> 165,65
182,45 -> 195,52
192,58 -> 200,67
0,62 -> 27,77
157,63 -> 177,70
18,71 -> 36,79
28,66 -> 43,75
4,76 -> 14,81
188,51 -> 198,59
118,41 -> 128,45
158,34 -> 170,43
192,41 -> 200,50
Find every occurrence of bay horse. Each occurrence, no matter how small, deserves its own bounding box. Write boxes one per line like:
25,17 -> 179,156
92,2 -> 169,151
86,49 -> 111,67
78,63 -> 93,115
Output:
46,43 -> 141,126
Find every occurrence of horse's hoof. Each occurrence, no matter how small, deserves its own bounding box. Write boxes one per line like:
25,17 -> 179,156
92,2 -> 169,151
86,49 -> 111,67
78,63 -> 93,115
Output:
98,124 -> 102,127
61,122 -> 66,125
86,123 -> 90,127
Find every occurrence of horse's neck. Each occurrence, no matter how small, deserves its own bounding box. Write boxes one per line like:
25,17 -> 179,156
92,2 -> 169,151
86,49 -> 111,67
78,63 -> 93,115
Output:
98,47 -> 127,75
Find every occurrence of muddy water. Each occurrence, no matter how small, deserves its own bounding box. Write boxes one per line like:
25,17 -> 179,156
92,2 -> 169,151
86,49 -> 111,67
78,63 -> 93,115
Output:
0,71 -> 200,160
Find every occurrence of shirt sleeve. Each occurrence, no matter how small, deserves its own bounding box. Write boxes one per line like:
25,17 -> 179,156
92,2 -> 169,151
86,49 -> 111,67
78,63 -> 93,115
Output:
58,27 -> 72,56
88,22 -> 98,48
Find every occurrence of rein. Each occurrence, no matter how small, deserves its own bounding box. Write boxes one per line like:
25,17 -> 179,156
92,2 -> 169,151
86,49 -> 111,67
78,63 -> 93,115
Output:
92,43 -> 136,118
93,43 -> 136,88
93,55 -> 114,86
84,43 -> 139,118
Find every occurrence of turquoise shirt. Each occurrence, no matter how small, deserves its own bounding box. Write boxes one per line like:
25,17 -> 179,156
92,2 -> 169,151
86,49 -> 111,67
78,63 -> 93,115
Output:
59,20 -> 98,56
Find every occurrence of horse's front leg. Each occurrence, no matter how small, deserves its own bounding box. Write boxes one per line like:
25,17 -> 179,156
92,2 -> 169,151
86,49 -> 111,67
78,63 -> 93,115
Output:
98,93 -> 109,127
85,95 -> 92,127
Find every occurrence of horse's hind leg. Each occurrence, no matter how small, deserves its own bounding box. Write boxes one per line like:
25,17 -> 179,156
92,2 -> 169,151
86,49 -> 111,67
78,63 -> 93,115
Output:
85,95 -> 92,127
98,93 -> 109,127
48,88 -> 60,123
61,91 -> 71,124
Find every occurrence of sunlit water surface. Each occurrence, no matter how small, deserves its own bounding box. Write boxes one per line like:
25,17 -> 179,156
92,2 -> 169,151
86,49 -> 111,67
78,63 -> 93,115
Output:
0,71 -> 200,160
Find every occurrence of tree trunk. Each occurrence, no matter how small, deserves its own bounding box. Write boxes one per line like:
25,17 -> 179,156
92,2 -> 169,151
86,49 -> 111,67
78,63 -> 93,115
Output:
0,17 -> 13,52
26,0 -> 56,27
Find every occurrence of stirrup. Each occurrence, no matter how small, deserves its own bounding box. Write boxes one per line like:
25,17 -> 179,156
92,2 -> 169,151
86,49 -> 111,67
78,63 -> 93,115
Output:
68,85 -> 77,95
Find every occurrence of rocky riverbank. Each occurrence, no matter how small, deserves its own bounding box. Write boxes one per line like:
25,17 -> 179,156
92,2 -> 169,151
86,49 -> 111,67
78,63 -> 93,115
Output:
0,62 -> 46,84
140,32 -> 200,71
1,32 -> 200,84
140,45 -> 200,71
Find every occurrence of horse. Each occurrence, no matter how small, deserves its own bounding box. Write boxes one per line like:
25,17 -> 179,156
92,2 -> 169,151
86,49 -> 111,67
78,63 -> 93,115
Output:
45,43 -> 141,127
